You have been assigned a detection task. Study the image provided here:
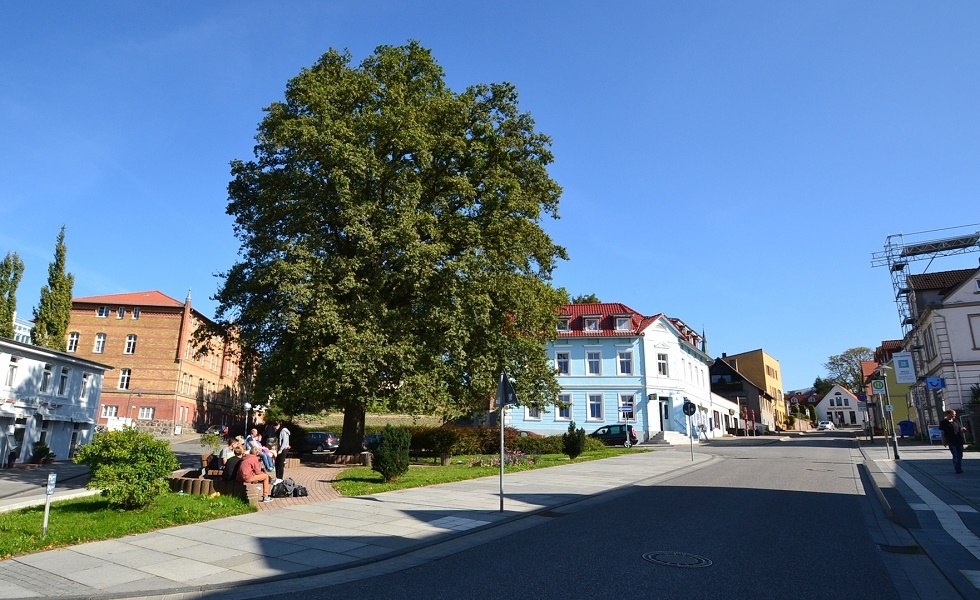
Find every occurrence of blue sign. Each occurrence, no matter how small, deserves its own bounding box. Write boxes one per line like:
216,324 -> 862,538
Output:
925,377 -> 945,390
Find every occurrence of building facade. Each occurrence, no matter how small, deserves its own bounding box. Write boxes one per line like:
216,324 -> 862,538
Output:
902,267 -> 980,428
718,349 -> 785,429
66,291 -> 246,436
507,303 -> 715,443
1,337 -> 110,464
710,357 -> 775,433
814,385 -> 860,427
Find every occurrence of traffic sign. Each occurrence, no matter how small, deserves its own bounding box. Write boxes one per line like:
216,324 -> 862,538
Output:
871,379 -> 886,394
682,401 -> 696,416
885,404 -> 893,413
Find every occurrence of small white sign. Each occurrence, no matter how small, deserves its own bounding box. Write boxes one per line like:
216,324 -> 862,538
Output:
46,473 -> 57,496
884,404 -> 893,413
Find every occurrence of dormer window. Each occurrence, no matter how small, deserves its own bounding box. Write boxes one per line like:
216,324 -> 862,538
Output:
615,317 -> 630,331
557,318 -> 570,332
583,317 -> 600,331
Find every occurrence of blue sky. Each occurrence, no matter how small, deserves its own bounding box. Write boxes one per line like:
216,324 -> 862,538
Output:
2,2 -> 979,390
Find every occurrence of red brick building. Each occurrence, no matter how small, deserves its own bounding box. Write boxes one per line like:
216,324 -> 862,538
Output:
66,290 -> 245,435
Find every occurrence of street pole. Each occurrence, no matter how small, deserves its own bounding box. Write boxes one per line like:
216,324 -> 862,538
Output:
883,375 -> 900,460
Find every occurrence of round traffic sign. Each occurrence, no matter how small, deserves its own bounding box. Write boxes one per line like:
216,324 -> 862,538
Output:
682,401 -> 696,416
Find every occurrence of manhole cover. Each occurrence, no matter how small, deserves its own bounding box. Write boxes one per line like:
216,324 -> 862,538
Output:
642,551 -> 712,568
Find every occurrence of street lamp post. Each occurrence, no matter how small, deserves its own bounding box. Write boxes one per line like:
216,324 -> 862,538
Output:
243,402 -> 252,436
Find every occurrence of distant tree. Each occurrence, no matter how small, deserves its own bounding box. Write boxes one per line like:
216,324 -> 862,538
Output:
31,226 -> 74,351
214,43 -> 568,454
822,347 -> 873,393
0,252 -> 25,338
571,293 -> 600,304
812,376 -> 834,396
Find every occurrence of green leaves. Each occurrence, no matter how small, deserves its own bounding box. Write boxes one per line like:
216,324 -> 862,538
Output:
217,42 -> 566,441
31,226 -> 74,351
74,428 -> 179,510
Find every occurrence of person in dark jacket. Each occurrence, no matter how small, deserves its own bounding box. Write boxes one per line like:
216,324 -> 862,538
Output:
939,409 -> 967,474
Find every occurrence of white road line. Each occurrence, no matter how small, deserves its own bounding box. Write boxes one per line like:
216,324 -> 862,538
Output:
892,463 -> 980,562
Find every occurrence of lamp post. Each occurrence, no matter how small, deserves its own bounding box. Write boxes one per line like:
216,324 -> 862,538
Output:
877,366 -> 900,460
243,402 -> 252,437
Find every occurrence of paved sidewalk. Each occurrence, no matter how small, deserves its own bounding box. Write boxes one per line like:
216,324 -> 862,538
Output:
0,448 -> 715,599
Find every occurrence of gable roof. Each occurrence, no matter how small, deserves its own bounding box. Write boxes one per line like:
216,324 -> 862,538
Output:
907,268 -> 976,293
73,290 -> 184,308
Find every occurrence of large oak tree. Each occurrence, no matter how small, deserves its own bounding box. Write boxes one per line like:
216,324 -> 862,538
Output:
215,43 -> 568,453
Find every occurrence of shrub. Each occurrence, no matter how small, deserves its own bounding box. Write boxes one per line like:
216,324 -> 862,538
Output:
562,421 -> 587,459
583,436 -> 606,452
30,442 -> 55,463
371,425 -> 411,482
510,435 -> 563,455
74,427 -> 179,510
199,432 -> 223,455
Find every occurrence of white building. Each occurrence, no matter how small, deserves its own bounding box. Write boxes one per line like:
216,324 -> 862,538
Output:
814,385 -> 860,427
1,337 -> 111,465
902,267 -> 980,425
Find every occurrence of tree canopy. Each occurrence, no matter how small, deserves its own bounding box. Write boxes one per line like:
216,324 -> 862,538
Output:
0,252 -> 25,339
822,347 -> 872,393
32,227 -> 74,351
571,293 -> 600,304
215,42 -> 568,453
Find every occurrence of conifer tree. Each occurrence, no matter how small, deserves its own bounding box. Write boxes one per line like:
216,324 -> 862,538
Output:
0,252 -> 25,339
32,227 -> 74,351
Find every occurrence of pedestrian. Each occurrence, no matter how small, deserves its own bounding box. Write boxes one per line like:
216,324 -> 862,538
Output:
273,420 -> 291,481
236,445 -> 273,502
939,409 -> 967,474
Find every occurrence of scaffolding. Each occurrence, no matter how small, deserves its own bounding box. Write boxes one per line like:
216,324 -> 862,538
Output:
871,224 -> 980,335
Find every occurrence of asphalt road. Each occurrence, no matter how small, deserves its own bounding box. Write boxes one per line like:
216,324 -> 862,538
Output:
254,435 -> 946,600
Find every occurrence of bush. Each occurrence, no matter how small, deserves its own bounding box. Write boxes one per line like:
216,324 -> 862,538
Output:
583,436 -> 606,452
510,435 -> 563,455
562,421 -> 587,459
74,427 -> 179,510
371,425 -> 411,482
30,442 -> 55,463
410,427 -> 460,457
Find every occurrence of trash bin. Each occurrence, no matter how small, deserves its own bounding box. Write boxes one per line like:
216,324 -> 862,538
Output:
898,420 -> 915,438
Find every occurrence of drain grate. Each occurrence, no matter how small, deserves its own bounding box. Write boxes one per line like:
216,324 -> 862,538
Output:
642,551 -> 713,568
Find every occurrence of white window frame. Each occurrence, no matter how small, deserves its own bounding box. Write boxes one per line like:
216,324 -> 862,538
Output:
556,394 -> 571,421
40,364 -> 53,393
618,350 -> 633,375
5,357 -> 18,387
556,352 -> 570,376
81,372 -> 91,399
124,334 -> 137,355
138,406 -> 154,420
58,367 -> 70,396
101,405 -> 118,418
588,394 -> 604,421
586,351 -> 601,376
93,333 -> 106,354
116,306 -> 125,319
67,332 -> 79,353
615,317 -> 630,331
557,318 -> 570,332
118,368 -> 131,390
657,353 -> 669,377
132,307 -> 140,320
619,393 -> 635,421
583,317 -> 600,332
525,405 -> 541,421
97,306 -> 109,318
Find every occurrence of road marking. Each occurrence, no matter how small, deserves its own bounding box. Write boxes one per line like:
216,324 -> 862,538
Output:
892,463 -> 980,562
909,503 -> 978,514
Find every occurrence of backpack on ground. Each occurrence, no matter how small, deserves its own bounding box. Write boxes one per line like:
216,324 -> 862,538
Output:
292,485 -> 308,497
271,477 -> 297,498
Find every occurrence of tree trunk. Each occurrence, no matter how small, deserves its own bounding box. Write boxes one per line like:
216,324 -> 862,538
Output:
337,402 -> 366,455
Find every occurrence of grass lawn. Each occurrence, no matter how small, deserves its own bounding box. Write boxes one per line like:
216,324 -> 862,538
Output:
334,447 -> 646,496
0,492 -> 254,560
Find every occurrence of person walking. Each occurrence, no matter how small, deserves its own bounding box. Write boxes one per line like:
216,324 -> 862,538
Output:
939,409 -> 967,474
273,420 -> 291,481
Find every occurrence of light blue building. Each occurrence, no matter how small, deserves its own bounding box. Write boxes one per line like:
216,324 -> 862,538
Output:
508,302 -> 714,443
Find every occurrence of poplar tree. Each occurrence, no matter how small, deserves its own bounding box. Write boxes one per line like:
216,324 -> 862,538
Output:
215,42 -> 568,453
32,227 -> 74,351
0,252 -> 25,339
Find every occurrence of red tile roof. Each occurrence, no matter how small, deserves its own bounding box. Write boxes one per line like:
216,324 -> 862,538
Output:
557,302 -> 664,337
907,268 -> 977,292
73,290 -> 184,308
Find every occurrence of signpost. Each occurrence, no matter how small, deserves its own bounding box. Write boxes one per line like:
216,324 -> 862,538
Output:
683,399 -> 696,461
42,473 -> 56,538
495,370 -> 518,512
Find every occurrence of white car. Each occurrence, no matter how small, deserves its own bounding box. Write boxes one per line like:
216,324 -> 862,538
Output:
817,421 -> 836,430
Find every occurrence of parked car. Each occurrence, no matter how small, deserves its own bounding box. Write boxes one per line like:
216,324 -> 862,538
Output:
589,424 -> 638,448
305,431 -> 339,452
817,421 -> 836,431
515,429 -> 544,438
363,432 -> 383,449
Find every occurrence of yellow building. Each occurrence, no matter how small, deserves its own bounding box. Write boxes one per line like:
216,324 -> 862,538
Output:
721,349 -> 786,429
